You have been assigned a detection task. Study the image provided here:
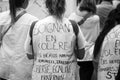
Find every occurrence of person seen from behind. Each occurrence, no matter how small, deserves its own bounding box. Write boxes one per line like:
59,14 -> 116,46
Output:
92,3 -> 120,80
69,0 -> 100,80
31,0 -> 86,80
0,0 -> 38,80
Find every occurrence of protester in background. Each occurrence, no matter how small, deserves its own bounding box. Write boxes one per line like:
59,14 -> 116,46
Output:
97,0 -> 114,32
0,0 -> 38,80
93,3 -> 120,80
69,0 -> 100,80
31,0 -> 86,80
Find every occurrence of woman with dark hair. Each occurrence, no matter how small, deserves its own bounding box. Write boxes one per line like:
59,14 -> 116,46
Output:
69,0 -> 100,80
0,0 -> 38,80
92,3 -> 120,80
31,0 -> 86,80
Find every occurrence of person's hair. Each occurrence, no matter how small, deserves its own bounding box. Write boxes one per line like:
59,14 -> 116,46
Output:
9,0 -> 28,23
79,0 -> 96,14
46,0 -> 65,19
97,0 -> 102,4
77,0 -> 81,6
93,3 -> 120,59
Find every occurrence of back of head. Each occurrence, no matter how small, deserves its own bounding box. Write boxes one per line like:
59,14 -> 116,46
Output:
45,0 -> 65,20
79,0 -> 96,14
9,0 -> 29,23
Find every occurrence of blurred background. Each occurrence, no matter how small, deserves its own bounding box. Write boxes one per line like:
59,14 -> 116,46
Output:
0,0 -> 119,19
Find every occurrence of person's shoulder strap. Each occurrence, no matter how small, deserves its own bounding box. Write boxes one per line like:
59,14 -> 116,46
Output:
69,20 -> 79,37
28,20 -> 38,59
78,14 -> 90,26
29,20 -> 38,45
78,19 -> 85,26
69,20 -> 79,51
15,10 -> 27,22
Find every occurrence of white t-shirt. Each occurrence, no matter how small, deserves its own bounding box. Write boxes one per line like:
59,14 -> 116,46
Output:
69,13 -> 100,61
32,16 -> 85,80
0,11 -> 38,80
97,25 -> 120,80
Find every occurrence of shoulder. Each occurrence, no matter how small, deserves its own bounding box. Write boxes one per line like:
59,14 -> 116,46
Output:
19,13 -> 39,26
69,12 -> 76,19
86,15 -> 100,23
24,13 -> 38,21
103,25 -> 120,43
69,12 -> 83,23
105,25 -> 120,39
109,25 -> 120,33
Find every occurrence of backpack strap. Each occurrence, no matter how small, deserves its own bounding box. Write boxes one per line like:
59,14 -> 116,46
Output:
69,20 -> 79,37
30,21 -> 38,45
78,19 -> 85,26
28,20 -> 38,59
16,10 -> 27,22
78,14 -> 90,26
69,20 -> 79,54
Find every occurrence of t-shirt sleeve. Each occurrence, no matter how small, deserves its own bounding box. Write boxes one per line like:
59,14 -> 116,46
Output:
77,26 -> 86,49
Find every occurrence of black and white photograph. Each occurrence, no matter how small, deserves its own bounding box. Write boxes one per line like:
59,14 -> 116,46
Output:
0,0 -> 120,80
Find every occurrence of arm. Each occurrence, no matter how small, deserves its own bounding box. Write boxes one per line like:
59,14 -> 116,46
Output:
75,48 -> 85,59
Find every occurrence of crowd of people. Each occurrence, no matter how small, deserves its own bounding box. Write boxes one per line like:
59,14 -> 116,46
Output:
0,0 -> 120,80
